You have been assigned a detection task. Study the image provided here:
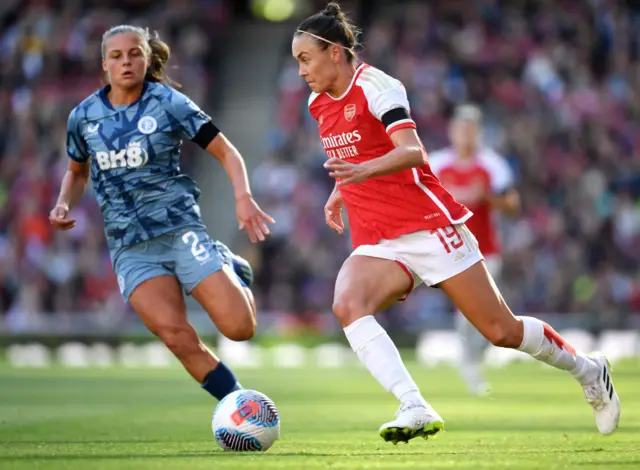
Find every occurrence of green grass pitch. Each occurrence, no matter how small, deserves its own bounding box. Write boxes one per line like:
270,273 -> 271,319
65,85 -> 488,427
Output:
1,360 -> 638,469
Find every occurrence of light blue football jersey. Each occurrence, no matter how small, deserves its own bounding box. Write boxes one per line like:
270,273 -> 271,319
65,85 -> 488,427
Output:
66,81 -> 211,250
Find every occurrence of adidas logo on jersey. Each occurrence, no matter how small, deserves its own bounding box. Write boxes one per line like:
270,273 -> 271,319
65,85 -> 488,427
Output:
95,142 -> 149,170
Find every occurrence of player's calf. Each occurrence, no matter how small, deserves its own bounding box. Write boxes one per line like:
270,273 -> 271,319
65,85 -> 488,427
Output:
155,323 -> 201,359
480,315 -> 523,349
191,267 -> 256,342
148,320 -> 241,400
219,316 -> 256,342
149,322 -> 217,378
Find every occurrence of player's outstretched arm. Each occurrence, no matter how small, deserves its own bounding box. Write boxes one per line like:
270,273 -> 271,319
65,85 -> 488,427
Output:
324,128 -> 425,186
49,160 -> 90,231
205,133 -> 275,243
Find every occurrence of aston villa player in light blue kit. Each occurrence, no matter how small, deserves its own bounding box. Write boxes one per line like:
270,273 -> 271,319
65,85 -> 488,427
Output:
49,25 -> 274,401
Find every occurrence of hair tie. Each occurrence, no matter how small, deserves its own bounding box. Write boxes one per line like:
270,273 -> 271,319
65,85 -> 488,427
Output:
296,30 -> 354,55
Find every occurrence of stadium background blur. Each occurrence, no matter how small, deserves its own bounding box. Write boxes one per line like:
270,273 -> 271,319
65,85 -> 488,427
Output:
1,0 -> 639,343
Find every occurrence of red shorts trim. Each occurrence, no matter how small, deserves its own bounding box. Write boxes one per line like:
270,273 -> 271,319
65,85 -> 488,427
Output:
394,260 -> 415,302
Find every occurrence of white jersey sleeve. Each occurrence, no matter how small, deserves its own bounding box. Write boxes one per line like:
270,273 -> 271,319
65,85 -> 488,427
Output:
479,148 -> 515,193
426,148 -> 454,176
356,66 -> 416,134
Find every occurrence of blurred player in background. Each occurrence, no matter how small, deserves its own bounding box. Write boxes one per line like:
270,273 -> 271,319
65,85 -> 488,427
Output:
293,2 -> 620,444
50,26 -> 274,402
429,105 -> 520,396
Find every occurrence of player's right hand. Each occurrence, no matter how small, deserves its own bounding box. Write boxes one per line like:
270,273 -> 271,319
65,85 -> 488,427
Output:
49,203 -> 76,231
324,190 -> 344,234
236,195 -> 275,243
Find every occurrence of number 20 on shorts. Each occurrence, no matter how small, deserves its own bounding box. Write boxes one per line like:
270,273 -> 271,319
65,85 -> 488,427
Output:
182,231 -> 211,262
429,226 -> 464,254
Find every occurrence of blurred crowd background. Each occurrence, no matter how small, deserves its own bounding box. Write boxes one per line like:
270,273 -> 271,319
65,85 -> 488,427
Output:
2,0 -> 640,333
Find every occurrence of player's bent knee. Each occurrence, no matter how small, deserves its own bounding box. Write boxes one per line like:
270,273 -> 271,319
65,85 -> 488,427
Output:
154,324 -> 200,357
332,297 -> 368,327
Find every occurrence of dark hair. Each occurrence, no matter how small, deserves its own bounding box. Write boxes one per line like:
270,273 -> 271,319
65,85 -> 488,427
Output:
101,25 -> 180,87
295,2 -> 360,63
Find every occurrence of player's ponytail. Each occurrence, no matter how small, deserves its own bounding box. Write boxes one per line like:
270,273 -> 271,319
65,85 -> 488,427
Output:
145,33 -> 179,87
295,2 -> 360,63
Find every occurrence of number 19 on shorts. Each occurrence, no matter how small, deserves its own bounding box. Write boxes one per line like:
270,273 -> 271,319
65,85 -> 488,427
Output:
430,225 -> 466,254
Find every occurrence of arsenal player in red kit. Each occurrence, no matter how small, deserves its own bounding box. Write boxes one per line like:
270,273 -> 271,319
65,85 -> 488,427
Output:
429,105 -> 520,396
292,2 -> 619,444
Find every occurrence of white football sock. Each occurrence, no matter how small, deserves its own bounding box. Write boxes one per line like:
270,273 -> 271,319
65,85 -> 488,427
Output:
344,315 -> 424,405
517,316 -> 597,384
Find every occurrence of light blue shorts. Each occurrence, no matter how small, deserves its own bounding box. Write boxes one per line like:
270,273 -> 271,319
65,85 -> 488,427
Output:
111,226 -> 228,301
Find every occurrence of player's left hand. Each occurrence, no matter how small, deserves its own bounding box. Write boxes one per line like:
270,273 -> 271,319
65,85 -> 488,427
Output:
236,194 -> 275,243
324,158 -> 371,186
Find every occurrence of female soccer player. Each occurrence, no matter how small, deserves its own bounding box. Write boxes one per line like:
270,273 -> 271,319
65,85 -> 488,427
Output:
292,3 -> 619,443
50,26 -> 274,402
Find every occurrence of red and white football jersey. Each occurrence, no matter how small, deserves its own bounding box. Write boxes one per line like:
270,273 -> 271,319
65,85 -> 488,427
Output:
308,63 -> 471,249
428,147 -> 514,256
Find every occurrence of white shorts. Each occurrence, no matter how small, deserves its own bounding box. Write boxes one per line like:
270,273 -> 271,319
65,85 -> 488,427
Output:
351,223 -> 484,299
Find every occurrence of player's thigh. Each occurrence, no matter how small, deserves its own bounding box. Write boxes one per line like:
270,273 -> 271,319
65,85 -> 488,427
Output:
112,238 -> 175,305
171,227 -> 255,341
113,236 -> 200,349
398,224 -> 519,346
402,224 -> 483,287
190,267 -> 255,341
332,254 -> 413,326
128,275 -> 188,335
438,260 -> 521,348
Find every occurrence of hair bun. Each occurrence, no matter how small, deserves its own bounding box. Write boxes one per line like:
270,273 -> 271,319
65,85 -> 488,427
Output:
322,2 -> 343,19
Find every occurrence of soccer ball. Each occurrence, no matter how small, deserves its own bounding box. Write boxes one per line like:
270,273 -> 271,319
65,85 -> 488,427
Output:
212,389 -> 280,451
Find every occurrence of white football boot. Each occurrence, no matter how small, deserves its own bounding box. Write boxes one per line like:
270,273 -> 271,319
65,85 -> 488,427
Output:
379,401 -> 444,444
582,355 -> 620,435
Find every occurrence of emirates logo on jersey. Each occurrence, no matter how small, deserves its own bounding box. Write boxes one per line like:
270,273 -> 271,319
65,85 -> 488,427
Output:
321,130 -> 362,159
344,104 -> 356,122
